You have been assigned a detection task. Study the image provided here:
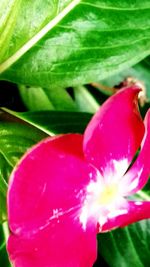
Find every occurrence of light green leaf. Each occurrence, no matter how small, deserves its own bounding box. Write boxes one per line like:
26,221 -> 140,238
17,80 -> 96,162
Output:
18,84 -> 100,112
18,85 -> 77,111
18,85 -> 55,111
1,1 -> 150,87
74,86 -> 99,113
0,0 -> 21,61
1,108 -> 92,135
42,87 -> 78,111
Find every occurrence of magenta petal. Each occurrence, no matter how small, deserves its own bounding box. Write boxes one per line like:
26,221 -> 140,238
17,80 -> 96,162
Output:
83,87 -> 144,177
8,216 -> 96,267
99,201 -> 150,232
7,134 -> 97,267
122,109 -> 150,195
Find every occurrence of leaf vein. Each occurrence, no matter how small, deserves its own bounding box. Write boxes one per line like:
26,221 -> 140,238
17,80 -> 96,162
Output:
81,1 -> 150,11
0,0 -> 81,74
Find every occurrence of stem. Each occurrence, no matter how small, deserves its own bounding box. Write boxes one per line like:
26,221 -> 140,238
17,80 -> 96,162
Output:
91,82 -> 116,94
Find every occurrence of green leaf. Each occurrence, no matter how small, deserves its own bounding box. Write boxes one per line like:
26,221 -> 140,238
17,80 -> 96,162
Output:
142,56 -> 150,99
18,85 -> 77,111
18,84 -> 100,112
0,122 -> 47,166
98,220 -> 150,267
1,1 -> 150,87
0,154 -> 9,194
0,193 -> 7,223
0,121 -> 47,222
74,86 -> 99,113
0,153 -> 11,222
0,0 -> 21,61
101,57 -> 150,99
18,85 -> 55,111
0,223 -> 11,267
1,108 -> 92,135
42,87 -> 78,111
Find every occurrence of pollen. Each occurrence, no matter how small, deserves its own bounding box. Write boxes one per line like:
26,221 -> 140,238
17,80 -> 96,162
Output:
98,184 -> 119,205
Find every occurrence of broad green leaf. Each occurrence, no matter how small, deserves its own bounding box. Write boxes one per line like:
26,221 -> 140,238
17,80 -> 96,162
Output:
0,0 -> 21,61
0,0 -> 58,63
1,1 -> 150,87
98,220 -> 150,267
2,108 -> 92,135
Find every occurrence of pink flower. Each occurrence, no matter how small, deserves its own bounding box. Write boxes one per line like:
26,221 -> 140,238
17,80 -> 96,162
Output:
7,87 -> 150,267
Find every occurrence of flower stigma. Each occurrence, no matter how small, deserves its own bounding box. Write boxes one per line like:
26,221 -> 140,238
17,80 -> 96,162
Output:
97,183 -> 119,205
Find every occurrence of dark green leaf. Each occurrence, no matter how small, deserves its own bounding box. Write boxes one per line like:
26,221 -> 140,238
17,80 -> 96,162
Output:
98,219 -> 150,267
0,223 -> 10,267
1,1 -> 150,87
2,109 -> 92,135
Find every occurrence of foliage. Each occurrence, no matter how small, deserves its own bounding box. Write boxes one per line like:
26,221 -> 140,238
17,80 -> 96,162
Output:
0,1 -> 150,266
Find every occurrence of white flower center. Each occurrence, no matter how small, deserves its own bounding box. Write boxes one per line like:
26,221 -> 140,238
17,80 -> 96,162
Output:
79,170 -> 128,230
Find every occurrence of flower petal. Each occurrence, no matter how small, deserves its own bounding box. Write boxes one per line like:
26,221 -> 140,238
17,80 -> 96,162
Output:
98,201 -> 150,232
7,134 -> 97,267
83,87 -> 144,179
8,215 -> 96,267
121,109 -> 150,196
